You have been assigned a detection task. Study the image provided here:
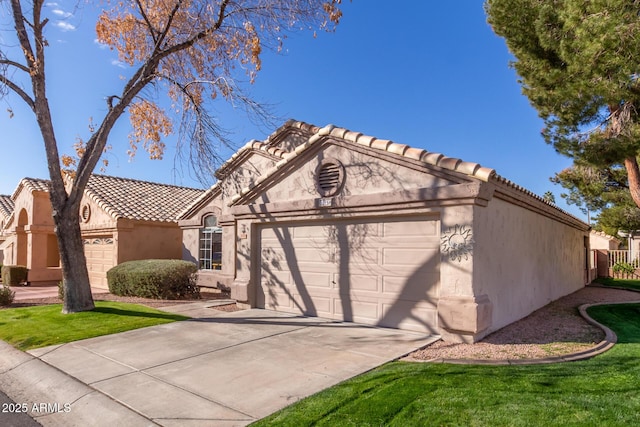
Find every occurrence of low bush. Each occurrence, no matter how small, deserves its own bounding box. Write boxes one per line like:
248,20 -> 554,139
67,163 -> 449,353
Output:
613,262 -> 636,275
1,265 -> 28,285
107,259 -> 199,300
0,285 -> 15,306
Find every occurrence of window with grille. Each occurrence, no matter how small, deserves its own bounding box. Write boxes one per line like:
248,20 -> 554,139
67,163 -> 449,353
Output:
199,215 -> 222,270
316,160 -> 345,197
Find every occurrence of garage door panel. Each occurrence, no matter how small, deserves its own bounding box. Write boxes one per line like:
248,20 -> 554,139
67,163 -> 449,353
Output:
348,247 -> 380,264
258,217 -> 441,333
383,274 -> 439,300
334,299 -> 379,323
294,248 -> 333,263
383,248 -> 439,266
341,274 -> 379,292
297,272 -> 332,289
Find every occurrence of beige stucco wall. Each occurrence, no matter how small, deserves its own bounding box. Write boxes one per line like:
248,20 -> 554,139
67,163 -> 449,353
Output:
79,196 -> 117,233
220,153 -> 278,214
179,198 -> 235,289
4,188 -> 61,284
258,143 -> 455,204
589,232 -> 620,251
472,196 -> 587,336
117,220 -> 184,263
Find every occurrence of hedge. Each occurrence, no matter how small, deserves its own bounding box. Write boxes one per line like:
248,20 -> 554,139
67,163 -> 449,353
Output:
107,259 -> 199,299
1,265 -> 28,285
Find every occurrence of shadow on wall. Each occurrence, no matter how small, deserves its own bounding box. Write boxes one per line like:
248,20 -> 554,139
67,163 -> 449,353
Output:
182,242 -> 197,265
257,219 -> 441,334
244,145 -> 446,332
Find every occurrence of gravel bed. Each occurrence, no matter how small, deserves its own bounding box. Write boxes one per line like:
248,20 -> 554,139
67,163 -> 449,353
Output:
406,286 -> 640,361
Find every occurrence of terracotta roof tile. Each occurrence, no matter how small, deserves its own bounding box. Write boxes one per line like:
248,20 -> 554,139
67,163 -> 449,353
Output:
0,195 -> 14,220
230,121 -> 498,204
591,230 -> 620,243
226,121 -> 585,227
84,175 -> 204,222
11,177 -> 50,199
177,183 -> 221,220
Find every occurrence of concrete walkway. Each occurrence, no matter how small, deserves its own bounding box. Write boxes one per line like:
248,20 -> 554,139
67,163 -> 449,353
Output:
1,304 -> 438,426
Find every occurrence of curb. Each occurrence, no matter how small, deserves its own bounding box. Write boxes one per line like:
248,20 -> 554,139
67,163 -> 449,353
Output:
413,298 -> 640,366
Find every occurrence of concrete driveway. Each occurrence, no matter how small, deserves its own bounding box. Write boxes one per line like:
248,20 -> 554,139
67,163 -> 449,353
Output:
17,306 -> 438,426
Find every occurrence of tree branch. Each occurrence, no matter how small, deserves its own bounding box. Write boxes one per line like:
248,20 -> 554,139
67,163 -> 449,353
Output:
0,58 -> 30,74
158,0 -> 230,59
152,0 -> 184,53
134,0 -> 160,45
9,0 -> 36,70
0,75 -> 35,110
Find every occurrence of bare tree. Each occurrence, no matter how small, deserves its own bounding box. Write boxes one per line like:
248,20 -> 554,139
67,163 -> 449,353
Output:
0,0 -> 345,313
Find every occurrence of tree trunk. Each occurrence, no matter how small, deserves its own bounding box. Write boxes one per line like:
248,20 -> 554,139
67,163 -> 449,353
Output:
53,201 -> 95,313
624,156 -> 640,211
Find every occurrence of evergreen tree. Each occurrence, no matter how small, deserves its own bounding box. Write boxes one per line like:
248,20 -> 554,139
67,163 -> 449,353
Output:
486,0 -> 640,210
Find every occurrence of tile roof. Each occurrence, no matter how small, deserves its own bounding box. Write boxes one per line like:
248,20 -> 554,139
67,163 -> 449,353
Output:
11,177 -> 50,199
591,230 -> 620,242
84,175 -> 204,222
223,120 -> 586,228
0,195 -> 14,220
229,120 -> 496,204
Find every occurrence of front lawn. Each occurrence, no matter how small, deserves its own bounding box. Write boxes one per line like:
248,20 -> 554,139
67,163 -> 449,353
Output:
593,277 -> 640,291
0,301 -> 189,350
252,303 -> 640,426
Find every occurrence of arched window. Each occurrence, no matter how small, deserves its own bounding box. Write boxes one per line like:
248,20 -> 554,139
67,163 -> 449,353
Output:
199,215 -> 222,270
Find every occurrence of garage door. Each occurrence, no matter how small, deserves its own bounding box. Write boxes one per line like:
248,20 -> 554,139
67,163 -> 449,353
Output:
84,236 -> 115,289
257,217 -> 440,333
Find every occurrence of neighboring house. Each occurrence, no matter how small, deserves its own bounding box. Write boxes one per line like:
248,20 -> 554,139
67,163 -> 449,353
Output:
1,175 -> 204,288
589,230 -> 620,251
589,230 -> 621,279
0,194 -> 16,265
180,120 -> 590,343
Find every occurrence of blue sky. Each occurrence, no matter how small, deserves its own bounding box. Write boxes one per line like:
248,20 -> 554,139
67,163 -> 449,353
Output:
0,1 -> 584,219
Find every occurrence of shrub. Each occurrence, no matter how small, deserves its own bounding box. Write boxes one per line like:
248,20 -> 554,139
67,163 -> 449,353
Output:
1,265 -> 28,285
613,262 -> 636,275
0,285 -> 15,306
58,281 -> 64,300
107,259 -> 199,300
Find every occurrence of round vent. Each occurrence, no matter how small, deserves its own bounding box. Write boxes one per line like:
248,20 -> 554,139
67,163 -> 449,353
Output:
316,160 -> 345,197
80,204 -> 91,223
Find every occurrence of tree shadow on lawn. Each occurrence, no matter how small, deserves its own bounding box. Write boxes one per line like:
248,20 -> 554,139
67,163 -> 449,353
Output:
91,306 -> 188,321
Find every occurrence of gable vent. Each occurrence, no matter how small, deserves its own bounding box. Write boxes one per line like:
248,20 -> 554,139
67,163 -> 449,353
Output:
316,160 -> 345,197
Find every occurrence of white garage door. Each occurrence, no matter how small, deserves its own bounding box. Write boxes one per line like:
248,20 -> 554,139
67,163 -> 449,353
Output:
84,236 -> 115,289
257,217 -> 440,333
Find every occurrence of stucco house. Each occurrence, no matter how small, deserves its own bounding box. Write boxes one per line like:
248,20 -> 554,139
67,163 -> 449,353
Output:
180,120 -> 590,343
589,230 -> 621,251
0,194 -> 15,263
1,175 -> 204,288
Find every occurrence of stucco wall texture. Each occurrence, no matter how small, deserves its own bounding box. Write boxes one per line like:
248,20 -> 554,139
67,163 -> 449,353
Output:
182,121 -> 590,342
473,197 -> 586,336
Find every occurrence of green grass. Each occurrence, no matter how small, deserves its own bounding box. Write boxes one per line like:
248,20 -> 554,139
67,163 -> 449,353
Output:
252,304 -> 640,427
0,301 -> 189,350
593,277 -> 640,291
